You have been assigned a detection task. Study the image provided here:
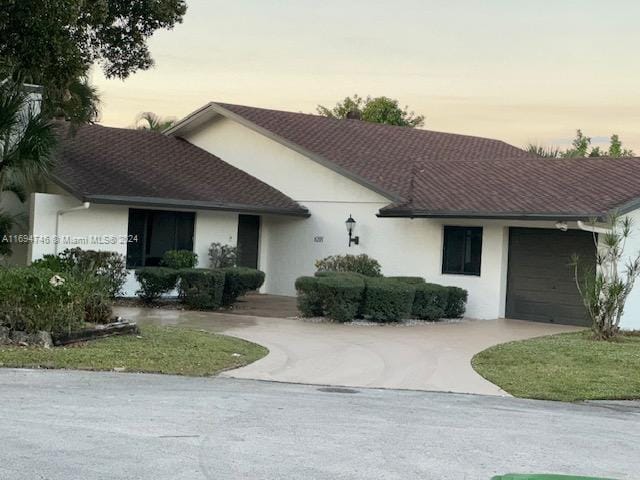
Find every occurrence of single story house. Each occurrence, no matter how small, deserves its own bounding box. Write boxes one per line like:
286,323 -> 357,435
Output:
9,100 -> 640,329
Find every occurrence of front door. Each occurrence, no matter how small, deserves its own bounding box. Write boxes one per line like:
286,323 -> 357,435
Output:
237,215 -> 260,269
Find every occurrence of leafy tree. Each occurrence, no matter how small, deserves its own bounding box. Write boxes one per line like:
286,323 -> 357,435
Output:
0,79 -> 57,256
317,95 -> 425,128
0,0 -> 187,122
527,130 -> 635,158
135,112 -> 176,132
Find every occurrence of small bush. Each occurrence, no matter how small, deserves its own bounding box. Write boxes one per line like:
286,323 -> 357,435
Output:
295,276 -> 324,317
161,250 -> 198,270
388,276 -> 426,285
362,277 -> 415,322
412,283 -> 448,320
179,268 -> 226,309
209,242 -> 237,268
444,286 -> 468,318
315,254 -> 382,277
221,267 -> 266,306
317,274 -> 365,321
0,267 -> 85,334
135,267 -> 179,303
84,290 -> 114,324
32,248 -> 128,298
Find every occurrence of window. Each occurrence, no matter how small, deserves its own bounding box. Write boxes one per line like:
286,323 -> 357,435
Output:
442,226 -> 482,276
126,209 -> 195,268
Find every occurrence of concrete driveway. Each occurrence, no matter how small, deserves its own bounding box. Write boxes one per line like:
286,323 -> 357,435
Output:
115,296 -> 579,395
1,370 -> 638,480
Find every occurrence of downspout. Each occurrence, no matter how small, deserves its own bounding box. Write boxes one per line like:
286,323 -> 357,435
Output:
54,202 -> 90,254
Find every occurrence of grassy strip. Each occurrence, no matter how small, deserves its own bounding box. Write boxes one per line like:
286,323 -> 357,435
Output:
472,331 -> 640,402
0,325 -> 267,376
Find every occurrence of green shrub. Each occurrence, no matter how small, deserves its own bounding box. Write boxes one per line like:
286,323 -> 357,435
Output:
161,250 -> 198,270
0,267 -> 85,334
135,267 -> 179,303
221,267 -> 266,306
179,268 -> 226,309
388,276 -> 426,285
295,273 -> 366,321
444,286 -> 468,318
83,290 -> 114,324
315,254 -> 382,277
362,277 -> 415,322
412,283 -> 448,320
32,248 -> 127,298
295,276 -> 324,317
317,274 -> 365,321
208,242 -> 237,268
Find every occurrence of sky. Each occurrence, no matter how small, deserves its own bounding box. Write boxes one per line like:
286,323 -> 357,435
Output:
92,0 -> 640,152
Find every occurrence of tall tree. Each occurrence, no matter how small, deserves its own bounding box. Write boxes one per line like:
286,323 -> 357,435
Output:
526,130 -> 635,158
317,95 -> 425,128
0,0 -> 187,123
135,112 -> 176,132
0,79 -> 57,256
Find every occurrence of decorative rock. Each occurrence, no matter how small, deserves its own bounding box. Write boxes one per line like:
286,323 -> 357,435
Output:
30,331 -> 54,349
0,326 -> 10,345
10,330 -> 30,346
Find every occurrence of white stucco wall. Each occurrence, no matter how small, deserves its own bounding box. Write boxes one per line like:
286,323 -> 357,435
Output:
29,193 -> 239,297
182,116 -> 562,320
616,209 -> 640,330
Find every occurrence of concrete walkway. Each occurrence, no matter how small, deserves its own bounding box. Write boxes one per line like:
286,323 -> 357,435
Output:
1,370 -> 638,480
116,296 -> 580,395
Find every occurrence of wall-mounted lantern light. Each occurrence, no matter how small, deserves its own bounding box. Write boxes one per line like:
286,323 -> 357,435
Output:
346,214 -> 359,246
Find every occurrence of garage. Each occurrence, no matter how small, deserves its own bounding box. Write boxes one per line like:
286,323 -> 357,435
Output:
505,227 -> 596,326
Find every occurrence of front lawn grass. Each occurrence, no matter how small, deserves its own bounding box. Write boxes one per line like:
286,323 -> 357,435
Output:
472,331 -> 640,402
0,326 -> 267,376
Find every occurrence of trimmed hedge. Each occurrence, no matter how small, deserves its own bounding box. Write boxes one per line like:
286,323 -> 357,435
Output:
179,268 -> 225,309
220,267 -> 266,306
388,276 -> 426,285
295,273 -> 468,322
412,283 -> 448,320
362,277 -> 415,322
295,276 -> 324,317
444,286 -> 468,318
295,273 -> 365,322
135,267 -> 179,303
318,273 -> 366,322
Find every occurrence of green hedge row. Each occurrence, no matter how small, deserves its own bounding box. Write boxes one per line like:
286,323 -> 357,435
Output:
134,266 -> 265,309
296,272 -> 467,322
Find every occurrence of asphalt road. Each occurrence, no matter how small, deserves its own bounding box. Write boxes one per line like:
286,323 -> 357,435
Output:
0,369 -> 638,480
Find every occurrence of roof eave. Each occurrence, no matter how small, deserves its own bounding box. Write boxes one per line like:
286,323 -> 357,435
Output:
48,176 -> 310,218
377,209 -> 605,221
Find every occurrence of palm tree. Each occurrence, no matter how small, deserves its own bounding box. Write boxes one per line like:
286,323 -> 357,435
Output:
0,78 -> 57,257
135,111 -> 176,132
525,143 -> 561,158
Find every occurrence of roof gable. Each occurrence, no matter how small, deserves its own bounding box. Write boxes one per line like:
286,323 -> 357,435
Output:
166,102 -> 531,201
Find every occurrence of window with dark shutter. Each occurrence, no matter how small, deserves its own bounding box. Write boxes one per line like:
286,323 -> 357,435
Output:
126,209 -> 195,268
442,226 -> 482,276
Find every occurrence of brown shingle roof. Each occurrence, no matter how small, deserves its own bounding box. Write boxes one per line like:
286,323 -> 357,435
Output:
213,103 -> 533,201
51,122 -> 309,216
176,103 -> 640,219
379,157 -> 640,218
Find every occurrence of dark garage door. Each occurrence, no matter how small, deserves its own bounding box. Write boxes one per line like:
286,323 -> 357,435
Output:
506,228 -> 595,326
